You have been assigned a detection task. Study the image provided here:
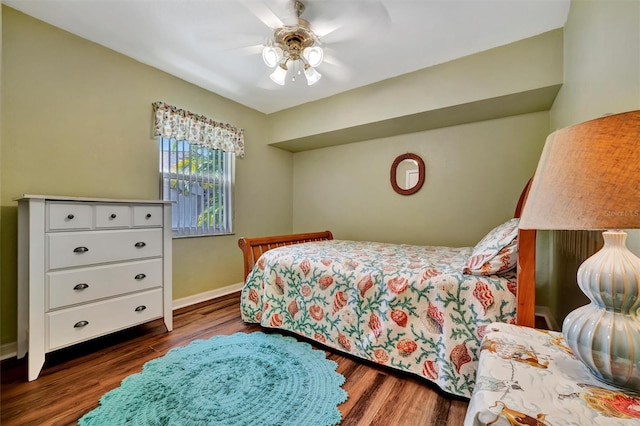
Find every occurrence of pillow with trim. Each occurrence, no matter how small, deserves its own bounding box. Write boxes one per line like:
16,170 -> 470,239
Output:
463,218 -> 519,275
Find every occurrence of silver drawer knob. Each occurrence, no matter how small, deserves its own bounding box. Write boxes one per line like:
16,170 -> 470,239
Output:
73,246 -> 89,254
73,283 -> 89,290
135,305 -> 147,312
74,320 -> 89,328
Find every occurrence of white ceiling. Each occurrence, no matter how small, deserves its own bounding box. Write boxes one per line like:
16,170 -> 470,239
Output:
4,0 -> 570,114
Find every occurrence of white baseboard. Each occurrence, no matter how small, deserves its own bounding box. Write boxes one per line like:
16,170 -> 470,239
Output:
0,282 -> 246,362
535,305 -> 560,331
1,342 -> 17,361
172,282 -> 244,310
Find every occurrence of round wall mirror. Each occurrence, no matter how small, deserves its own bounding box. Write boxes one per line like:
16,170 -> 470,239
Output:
390,153 -> 425,195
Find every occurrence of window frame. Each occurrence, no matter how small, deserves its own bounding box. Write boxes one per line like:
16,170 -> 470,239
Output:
159,137 -> 234,238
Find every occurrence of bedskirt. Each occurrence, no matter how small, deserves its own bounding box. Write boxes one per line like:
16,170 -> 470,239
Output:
240,240 -> 517,398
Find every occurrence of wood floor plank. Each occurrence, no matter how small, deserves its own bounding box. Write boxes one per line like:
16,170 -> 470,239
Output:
1,292 -> 469,425
370,377 -> 437,425
445,398 -> 470,425
343,371 -> 397,425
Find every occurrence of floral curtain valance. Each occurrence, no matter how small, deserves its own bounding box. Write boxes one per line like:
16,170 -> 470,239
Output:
152,101 -> 245,158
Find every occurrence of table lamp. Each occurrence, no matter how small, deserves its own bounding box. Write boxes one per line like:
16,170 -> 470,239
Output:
518,110 -> 640,391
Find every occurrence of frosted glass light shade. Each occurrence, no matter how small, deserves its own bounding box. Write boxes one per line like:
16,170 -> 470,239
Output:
303,66 -> 321,85
262,45 -> 282,68
302,45 -> 324,67
269,64 -> 288,85
562,231 -> 640,391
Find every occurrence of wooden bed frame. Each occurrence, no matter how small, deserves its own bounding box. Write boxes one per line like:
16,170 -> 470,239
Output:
238,180 -> 536,327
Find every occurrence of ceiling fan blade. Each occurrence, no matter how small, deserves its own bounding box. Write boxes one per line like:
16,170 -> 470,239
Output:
318,53 -> 352,83
311,21 -> 342,40
309,1 -> 391,44
205,32 -> 268,51
227,44 -> 265,57
238,0 -> 282,29
238,0 -> 299,29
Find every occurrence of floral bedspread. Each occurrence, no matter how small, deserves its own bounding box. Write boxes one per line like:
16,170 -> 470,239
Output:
240,240 -> 517,398
465,323 -> 640,425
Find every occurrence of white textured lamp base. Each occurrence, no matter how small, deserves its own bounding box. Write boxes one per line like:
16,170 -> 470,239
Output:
562,231 -> 640,391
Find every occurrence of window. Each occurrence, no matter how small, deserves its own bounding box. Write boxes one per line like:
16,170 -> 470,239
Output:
160,137 -> 234,237
152,101 -> 243,237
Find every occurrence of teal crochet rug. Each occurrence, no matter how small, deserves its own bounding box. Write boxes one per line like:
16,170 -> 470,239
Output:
79,332 -> 347,426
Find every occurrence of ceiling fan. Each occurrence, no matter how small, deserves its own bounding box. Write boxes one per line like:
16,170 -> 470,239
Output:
235,0 -> 392,87
262,0 -> 323,85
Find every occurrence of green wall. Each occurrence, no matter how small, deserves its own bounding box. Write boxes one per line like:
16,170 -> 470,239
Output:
550,0 -> 640,130
0,7 -> 293,345
293,112 -> 549,247
547,0 -> 640,324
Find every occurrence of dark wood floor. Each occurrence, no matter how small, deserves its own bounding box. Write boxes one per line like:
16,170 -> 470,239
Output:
0,292 -> 468,425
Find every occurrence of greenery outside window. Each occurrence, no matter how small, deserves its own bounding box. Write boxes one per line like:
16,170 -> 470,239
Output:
160,137 -> 234,237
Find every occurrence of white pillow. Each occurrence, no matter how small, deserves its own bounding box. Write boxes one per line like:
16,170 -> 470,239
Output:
463,218 -> 519,275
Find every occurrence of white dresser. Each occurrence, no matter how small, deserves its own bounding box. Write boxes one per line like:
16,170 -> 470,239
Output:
16,195 -> 173,381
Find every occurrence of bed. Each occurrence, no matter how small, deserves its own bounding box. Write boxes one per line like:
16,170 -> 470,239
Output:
238,181 -> 536,398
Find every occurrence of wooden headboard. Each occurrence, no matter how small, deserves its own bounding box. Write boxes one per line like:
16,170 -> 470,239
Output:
514,178 -> 536,327
238,230 -> 334,281
237,179 -> 537,327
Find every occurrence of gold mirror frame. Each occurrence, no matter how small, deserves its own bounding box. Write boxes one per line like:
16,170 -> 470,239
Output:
390,153 -> 425,195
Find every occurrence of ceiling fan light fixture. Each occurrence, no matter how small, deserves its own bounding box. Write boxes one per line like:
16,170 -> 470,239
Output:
262,45 -> 282,68
303,64 -> 321,85
263,1 -> 323,86
302,45 -> 323,67
270,63 -> 288,85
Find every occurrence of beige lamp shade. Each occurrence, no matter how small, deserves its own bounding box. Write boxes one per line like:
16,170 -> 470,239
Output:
519,110 -> 640,230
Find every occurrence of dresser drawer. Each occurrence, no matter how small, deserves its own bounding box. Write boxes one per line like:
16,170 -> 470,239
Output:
47,289 -> 163,351
95,204 -> 132,228
47,229 -> 163,270
47,258 -> 163,310
133,205 -> 163,227
47,203 -> 93,231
